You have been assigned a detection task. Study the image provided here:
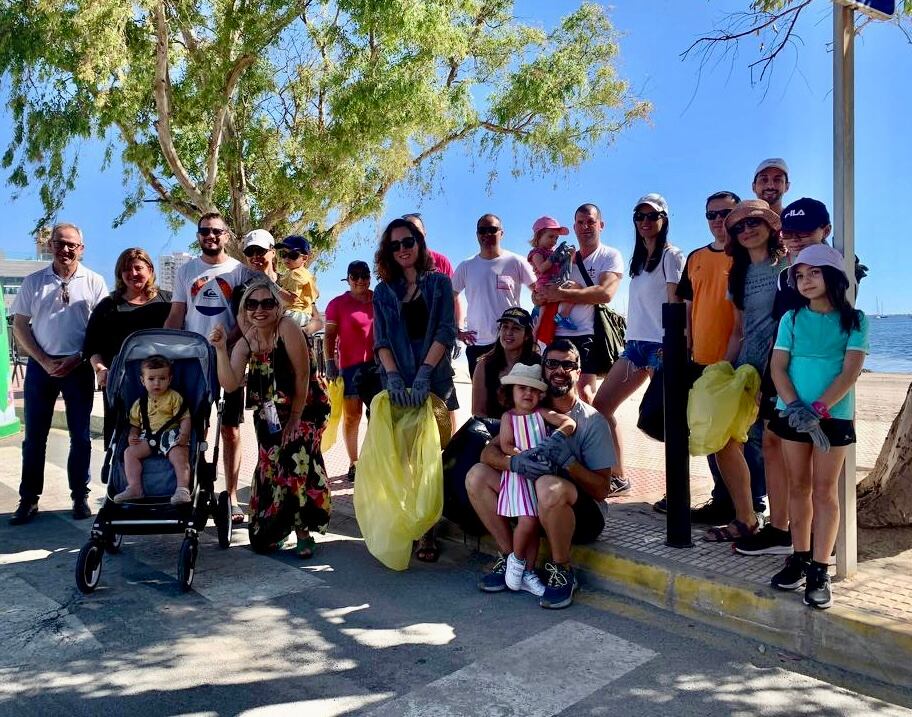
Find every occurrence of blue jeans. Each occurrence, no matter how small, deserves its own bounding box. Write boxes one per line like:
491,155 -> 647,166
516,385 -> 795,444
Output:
20,358 -> 94,502
709,418 -> 767,512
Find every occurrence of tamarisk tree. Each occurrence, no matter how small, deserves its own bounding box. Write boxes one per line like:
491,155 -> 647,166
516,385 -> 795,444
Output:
0,1 -> 649,248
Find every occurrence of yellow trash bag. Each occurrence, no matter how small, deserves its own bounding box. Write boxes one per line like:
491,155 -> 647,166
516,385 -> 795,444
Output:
354,391 -> 444,570
688,361 -> 761,456
320,378 -> 345,453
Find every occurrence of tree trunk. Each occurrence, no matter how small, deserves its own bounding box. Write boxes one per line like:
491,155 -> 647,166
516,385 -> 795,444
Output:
857,382 -> 912,527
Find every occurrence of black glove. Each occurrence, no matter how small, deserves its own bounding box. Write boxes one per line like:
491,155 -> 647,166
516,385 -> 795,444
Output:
386,371 -> 409,406
509,450 -> 554,480
325,358 -> 339,382
409,364 -> 434,407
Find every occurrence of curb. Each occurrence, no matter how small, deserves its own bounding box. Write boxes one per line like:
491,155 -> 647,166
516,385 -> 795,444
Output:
434,519 -> 912,689
14,406 -> 105,439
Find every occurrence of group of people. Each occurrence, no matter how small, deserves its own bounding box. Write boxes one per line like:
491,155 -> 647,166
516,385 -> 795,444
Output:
7,156 -> 868,612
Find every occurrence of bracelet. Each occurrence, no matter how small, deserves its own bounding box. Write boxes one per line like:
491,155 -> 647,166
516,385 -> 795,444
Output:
811,401 -> 831,419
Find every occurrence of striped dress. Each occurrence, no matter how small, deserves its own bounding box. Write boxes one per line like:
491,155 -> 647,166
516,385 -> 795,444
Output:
497,410 -> 547,517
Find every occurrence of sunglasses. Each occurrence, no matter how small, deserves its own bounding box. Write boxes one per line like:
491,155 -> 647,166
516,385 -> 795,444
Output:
543,358 -> 579,371
243,246 -> 270,257
389,237 -> 417,252
476,226 -> 500,235
633,211 -> 664,222
731,217 -> 766,235
198,227 -> 226,237
705,209 -> 733,221
279,250 -> 302,260
59,282 -> 70,306
348,272 -> 370,281
244,297 -> 279,311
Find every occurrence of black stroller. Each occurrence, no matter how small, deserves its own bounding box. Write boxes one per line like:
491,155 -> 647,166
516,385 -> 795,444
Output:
75,329 -> 233,593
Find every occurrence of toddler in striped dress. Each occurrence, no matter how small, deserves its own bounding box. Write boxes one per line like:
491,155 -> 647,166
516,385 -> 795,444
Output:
498,363 -> 576,596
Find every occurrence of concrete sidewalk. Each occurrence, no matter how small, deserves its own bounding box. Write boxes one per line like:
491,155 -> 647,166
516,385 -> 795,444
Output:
11,369 -> 912,687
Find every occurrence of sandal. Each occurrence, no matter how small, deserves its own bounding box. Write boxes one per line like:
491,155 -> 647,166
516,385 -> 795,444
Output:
415,537 -> 441,563
231,504 -> 246,524
703,519 -> 758,543
295,535 -> 316,559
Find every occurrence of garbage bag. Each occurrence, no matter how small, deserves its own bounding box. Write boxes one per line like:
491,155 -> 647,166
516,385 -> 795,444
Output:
442,416 -> 501,536
688,361 -> 760,456
354,390 -> 444,570
320,377 -> 345,453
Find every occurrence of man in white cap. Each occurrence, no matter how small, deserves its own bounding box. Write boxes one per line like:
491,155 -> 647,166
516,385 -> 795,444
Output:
752,158 -> 790,215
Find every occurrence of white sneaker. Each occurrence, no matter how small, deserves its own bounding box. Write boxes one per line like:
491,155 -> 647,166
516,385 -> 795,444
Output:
521,569 -> 546,596
505,552 -> 525,591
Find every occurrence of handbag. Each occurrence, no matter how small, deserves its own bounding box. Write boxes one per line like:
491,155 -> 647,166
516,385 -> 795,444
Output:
574,252 -> 626,374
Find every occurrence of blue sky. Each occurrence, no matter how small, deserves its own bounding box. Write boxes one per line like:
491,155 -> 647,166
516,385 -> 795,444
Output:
2,0 -> 910,314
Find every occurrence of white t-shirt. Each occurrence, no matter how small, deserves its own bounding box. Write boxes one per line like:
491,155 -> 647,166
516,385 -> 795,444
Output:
172,257 -> 252,337
625,245 -> 685,343
557,244 -> 624,337
452,251 -> 536,345
11,263 -> 108,355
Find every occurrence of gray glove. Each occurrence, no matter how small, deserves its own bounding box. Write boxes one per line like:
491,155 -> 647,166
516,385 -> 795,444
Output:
807,426 -> 831,452
386,371 -> 409,406
781,400 -> 821,433
509,450 -> 554,480
325,358 -> 339,382
529,430 -> 575,470
409,363 -> 434,407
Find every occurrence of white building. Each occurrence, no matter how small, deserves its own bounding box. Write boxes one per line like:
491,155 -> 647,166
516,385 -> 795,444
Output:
158,252 -> 193,292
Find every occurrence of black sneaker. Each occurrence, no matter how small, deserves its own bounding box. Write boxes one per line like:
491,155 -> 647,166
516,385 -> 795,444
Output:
478,553 -> 508,592
346,464 -> 356,483
9,500 -> 39,525
734,525 -> 793,556
690,500 -> 735,526
804,562 -> 833,609
652,496 -> 668,514
771,553 -> 809,591
607,475 -> 631,496
72,497 -> 93,520
540,562 -> 578,609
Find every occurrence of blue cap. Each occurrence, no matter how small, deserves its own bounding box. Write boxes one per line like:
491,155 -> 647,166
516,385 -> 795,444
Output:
277,235 -> 311,254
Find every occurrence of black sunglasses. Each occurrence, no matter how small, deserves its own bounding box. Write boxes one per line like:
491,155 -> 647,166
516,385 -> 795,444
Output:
705,209 -> 733,221
198,227 -> 226,237
389,237 -> 417,252
59,282 -> 70,306
348,272 -> 371,281
476,226 -> 500,235
244,297 -> 279,311
279,249 -> 301,260
243,246 -> 269,257
543,358 -> 579,371
731,217 -> 766,235
633,211 -> 664,222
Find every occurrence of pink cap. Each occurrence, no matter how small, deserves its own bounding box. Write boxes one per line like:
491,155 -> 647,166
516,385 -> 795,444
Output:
532,216 -> 569,236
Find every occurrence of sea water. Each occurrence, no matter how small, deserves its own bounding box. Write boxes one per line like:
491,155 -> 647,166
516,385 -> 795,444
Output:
866,314 -> 912,374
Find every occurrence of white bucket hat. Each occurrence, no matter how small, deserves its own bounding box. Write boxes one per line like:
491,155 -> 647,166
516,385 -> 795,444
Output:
500,362 -> 547,392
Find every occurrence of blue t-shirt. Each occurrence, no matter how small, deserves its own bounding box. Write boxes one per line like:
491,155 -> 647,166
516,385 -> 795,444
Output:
773,308 -> 869,420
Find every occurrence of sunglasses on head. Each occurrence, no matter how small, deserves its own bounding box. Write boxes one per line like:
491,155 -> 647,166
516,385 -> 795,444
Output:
349,271 -> 370,281
279,249 -> 301,260
198,226 -> 226,237
389,237 -> 417,252
59,282 -> 70,306
543,358 -> 579,371
633,211 -> 664,222
731,217 -> 765,235
243,246 -> 270,257
705,209 -> 733,221
476,226 -> 500,236
244,297 -> 279,311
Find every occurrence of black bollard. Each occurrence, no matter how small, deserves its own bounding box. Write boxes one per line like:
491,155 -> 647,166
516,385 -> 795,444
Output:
662,302 -> 693,548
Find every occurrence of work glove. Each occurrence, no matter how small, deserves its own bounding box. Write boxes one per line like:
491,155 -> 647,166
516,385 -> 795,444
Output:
780,400 -> 831,452
386,371 -> 409,406
325,358 -> 339,382
528,430 -> 575,470
548,241 -> 569,264
409,363 -> 434,407
509,450 -> 554,480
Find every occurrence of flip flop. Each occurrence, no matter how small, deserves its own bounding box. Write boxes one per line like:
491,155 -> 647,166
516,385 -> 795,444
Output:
415,538 -> 440,563
231,504 -> 246,524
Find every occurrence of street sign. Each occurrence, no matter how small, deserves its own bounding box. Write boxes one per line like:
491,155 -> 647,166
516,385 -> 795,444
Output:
835,0 -> 896,20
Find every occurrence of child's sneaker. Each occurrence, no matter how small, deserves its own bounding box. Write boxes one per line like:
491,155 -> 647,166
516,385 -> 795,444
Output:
505,552 -> 526,591
113,487 -> 144,504
520,569 -> 545,596
553,313 -> 577,331
170,487 -> 192,505
771,553 -> 809,591
803,561 -> 833,609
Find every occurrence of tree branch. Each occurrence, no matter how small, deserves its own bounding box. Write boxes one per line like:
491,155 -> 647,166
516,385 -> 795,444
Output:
204,53 -> 255,201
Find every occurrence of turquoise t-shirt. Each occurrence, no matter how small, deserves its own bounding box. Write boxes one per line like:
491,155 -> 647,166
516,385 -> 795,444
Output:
773,308 -> 869,420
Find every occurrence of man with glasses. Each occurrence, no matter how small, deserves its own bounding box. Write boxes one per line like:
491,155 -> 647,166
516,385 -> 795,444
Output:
9,223 -> 108,524
452,214 -> 536,379
165,212 -> 253,522
752,158 -> 790,215
535,203 -> 624,403
466,339 -> 616,609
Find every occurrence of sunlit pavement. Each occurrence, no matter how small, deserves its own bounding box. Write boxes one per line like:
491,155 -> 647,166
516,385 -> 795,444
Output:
1,431 -> 911,716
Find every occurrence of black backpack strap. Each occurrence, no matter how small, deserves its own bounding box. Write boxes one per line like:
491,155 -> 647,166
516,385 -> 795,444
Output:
575,251 -> 595,287
139,394 -> 153,436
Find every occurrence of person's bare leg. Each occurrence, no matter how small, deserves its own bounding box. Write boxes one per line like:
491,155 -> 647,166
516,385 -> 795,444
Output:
466,463 -> 513,554
341,397 -> 363,467
577,373 -> 598,405
810,445 -> 848,564
514,516 -> 540,567
221,425 -> 241,503
763,425 -> 789,530
168,446 -> 191,492
592,358 -> 648,479
536,475 -> 578,564
714,439 -> 758,530
119,442 -> 151,499
781,439 -> 814,553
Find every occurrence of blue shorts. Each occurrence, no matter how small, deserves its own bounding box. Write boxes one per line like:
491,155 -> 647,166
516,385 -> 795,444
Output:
621,340 -> 662,370
340,361 -> 375,399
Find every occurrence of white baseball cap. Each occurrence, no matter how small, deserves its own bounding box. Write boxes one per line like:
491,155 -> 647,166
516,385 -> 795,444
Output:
634,193 -> 668,214
754,158 -> 790,179
242,229 -> 275,251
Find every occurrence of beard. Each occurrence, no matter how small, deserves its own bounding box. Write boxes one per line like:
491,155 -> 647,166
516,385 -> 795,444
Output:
547,381 -> 572,397
200,243 -> 222,257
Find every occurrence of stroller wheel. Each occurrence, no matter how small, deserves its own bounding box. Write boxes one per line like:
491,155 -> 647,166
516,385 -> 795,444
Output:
216,491 -> 232,549
177,537 -> 198,592
105,533 -> 124,555
75,541 -> 104,594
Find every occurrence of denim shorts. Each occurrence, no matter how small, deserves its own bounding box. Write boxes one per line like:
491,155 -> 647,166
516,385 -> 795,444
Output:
621,340 -> 663,371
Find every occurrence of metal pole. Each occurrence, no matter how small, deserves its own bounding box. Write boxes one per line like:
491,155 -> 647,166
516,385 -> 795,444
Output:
663,302 -> 693,548
833,4 -> 857,578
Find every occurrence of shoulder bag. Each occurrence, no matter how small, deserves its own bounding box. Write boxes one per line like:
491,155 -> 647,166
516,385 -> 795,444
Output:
574,251 -> 626,374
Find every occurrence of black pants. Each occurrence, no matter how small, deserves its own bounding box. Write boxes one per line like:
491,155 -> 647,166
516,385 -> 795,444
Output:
465,343 -> 495,380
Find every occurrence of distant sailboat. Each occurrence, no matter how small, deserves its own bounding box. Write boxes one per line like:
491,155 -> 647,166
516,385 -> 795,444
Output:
874,298 -> 886,319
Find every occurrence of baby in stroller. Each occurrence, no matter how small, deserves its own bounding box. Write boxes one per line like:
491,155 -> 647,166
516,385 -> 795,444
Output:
114,355 -> 192,505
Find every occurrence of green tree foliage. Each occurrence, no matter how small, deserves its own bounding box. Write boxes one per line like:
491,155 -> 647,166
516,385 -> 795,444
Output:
0,1 -> 650,248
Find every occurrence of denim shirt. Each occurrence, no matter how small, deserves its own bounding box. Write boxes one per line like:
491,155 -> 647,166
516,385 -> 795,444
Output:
373,271 -> 456,386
